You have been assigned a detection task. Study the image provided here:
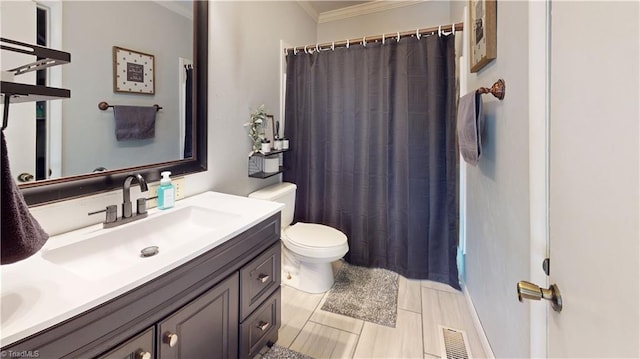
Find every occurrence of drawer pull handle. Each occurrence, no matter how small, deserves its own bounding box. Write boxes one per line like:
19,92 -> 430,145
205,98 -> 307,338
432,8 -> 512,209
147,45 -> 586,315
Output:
257,321 -> 270,331
163,332 -> 179,347
257,273 -> 270,283
135,350 -> 152,359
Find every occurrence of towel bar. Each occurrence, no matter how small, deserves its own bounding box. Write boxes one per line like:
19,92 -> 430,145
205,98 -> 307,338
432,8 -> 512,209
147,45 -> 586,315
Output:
98,101 -> 162,111
476,79 -> 505,100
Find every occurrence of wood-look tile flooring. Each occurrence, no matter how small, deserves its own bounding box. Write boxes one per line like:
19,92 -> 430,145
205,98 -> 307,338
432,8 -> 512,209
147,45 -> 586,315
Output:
262,266 -> 488,359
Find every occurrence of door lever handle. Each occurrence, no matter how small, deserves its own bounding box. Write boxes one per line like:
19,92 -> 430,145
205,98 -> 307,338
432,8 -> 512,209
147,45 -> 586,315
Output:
517,281 -> 563,312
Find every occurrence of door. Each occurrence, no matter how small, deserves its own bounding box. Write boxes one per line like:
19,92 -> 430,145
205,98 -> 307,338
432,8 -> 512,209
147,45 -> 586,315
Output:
158,273 -> 239,359
547,1 -> 639,357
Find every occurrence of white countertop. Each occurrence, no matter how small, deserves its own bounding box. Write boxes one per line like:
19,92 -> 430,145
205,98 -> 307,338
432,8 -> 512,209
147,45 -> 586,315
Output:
0,191 -> 282,347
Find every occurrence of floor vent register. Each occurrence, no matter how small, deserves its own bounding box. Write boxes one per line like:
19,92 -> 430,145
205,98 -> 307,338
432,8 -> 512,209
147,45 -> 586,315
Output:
439,325 -> 472,359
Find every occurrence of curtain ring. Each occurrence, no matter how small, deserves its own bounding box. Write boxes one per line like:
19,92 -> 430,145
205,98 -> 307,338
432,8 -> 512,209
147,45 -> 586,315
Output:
293,47 -> 298,55
382,33 -> 385,45
331,41 -> 335,51
396,32 -> 400,42
362,36 -> 366,47
438,25 -> 442,37
416,29 -> 421,40
315,43 -> 320,52
304,45 -> 308,54
346,39 -> 350,48
452,23 -> 455,36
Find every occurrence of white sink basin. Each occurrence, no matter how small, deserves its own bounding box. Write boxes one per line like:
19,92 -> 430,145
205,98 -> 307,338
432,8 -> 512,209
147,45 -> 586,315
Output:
42,206 -> 241,280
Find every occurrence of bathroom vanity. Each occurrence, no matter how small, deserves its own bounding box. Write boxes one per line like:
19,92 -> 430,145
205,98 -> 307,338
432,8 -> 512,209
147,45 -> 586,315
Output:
0,192 -> 283,359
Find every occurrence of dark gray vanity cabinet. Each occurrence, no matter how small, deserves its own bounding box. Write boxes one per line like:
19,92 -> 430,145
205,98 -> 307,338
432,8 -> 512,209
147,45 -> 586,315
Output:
1,213 -> 282,359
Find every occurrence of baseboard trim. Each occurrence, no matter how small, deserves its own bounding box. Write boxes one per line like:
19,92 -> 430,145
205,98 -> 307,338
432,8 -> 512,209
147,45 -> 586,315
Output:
461,282 -> 496,358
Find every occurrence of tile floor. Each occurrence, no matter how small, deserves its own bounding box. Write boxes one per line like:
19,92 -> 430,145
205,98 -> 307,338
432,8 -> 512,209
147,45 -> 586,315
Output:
261,264 -> 488,359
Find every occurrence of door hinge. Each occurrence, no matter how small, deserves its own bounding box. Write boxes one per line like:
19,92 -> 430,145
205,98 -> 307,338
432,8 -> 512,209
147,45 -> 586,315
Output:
542,258 -> 550,276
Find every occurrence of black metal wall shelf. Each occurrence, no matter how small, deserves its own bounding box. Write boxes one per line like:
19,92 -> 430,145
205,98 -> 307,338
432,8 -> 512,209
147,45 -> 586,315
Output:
249,166 -> 286,179
1,37 -> 71,130
248,149 -> 288,178
1,81 -> 70,103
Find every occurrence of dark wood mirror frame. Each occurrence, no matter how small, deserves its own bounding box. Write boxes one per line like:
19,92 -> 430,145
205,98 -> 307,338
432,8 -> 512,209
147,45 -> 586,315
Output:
21,1 -> 208,206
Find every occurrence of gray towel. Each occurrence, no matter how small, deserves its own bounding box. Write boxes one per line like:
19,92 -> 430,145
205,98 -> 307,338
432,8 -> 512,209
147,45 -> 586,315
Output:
457,91 -> 485,166
1,131 -> 49,265
113,105 -> 157,141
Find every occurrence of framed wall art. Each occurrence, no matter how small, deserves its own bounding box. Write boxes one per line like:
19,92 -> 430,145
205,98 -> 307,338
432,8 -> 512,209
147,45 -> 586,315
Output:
113,46 -> 155,94
469,0 -> 497,73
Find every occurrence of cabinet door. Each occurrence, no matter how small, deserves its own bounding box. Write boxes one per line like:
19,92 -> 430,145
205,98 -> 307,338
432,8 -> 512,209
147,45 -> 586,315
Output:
96,327 -> 154,359
158,273 -> 239,359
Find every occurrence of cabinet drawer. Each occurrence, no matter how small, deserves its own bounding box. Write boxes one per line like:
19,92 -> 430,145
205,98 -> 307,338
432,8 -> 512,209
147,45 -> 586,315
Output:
240,242 -> 281,320
96,327 -> 154,359
239,287 -> 281,359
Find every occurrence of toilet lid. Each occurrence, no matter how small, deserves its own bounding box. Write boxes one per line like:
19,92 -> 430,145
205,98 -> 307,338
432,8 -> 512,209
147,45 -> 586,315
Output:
285,223 -> 347,248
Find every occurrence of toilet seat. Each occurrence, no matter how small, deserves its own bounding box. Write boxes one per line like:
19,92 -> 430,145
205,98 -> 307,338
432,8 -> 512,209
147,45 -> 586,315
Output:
283,223 -> 348,260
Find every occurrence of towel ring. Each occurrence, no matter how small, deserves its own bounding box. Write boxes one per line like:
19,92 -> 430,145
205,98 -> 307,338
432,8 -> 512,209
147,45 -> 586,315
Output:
476,79 -> 506,100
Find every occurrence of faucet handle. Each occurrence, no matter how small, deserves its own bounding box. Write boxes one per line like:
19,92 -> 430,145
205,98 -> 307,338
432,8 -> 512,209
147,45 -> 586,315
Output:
137,198 -> 147,215
88,205 -> 118,224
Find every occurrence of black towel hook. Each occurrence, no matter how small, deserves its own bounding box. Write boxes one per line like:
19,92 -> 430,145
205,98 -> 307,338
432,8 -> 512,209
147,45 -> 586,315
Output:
477,79 -> 505,100
2,96 -> 10,130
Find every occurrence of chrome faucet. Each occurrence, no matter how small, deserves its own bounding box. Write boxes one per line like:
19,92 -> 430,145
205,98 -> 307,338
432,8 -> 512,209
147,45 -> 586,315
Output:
122,173 -> 148,218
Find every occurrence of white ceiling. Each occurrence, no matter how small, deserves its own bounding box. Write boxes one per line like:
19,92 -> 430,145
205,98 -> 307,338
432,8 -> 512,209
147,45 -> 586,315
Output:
306,1 -> 371,14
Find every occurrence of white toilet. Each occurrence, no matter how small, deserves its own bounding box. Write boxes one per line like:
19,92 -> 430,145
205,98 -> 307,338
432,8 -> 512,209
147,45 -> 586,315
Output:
249,182 -> 349,293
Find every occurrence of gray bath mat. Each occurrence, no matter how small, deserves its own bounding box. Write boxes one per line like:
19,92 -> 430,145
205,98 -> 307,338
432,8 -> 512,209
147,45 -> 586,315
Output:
263,344 -> 314,359
321,263 -> 399,327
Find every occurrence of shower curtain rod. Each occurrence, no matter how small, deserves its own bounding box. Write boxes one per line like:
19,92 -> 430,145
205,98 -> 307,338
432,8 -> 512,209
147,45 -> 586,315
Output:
285,22 -> 463,54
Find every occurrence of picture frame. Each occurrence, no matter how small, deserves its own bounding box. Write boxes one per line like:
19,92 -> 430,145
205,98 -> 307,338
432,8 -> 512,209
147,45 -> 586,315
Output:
263,115 -> 275,148
469,0 -> 497,73
113,46 -> 155,94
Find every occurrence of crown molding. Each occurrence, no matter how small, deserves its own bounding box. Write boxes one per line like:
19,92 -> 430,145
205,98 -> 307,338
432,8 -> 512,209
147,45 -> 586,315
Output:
318,1 -> 427,24
297,0 -> 319,23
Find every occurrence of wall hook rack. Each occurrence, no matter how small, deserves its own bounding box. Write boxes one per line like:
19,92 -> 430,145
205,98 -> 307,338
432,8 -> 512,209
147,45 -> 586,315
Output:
477,79 -> 505,100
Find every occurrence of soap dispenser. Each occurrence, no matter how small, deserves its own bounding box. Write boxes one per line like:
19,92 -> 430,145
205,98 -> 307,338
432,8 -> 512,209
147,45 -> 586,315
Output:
157,171 -> 175,210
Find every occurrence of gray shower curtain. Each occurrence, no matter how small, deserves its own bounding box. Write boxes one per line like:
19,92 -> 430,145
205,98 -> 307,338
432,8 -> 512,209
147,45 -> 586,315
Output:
283,34 -> 459,288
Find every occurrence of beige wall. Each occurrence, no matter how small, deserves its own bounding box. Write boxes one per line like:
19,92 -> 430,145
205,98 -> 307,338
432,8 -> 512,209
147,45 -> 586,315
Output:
457,1 -> 532,358
317,1 -> 451,43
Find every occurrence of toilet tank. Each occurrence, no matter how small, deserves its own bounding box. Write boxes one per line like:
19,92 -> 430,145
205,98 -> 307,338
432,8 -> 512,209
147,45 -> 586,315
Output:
248,182 -> 297,226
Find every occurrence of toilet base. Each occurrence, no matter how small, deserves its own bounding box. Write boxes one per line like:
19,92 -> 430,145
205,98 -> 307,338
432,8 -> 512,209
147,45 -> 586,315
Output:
281,252 -> 338,294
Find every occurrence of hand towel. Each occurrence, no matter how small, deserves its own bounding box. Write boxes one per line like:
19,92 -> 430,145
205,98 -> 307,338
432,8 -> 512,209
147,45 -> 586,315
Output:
113,105 -> 157,141
457,91 -> 485,166
1,131 -> 49,265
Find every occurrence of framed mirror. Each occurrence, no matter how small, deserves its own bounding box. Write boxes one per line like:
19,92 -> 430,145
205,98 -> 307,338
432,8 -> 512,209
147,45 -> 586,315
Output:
6,1 -> 208,206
